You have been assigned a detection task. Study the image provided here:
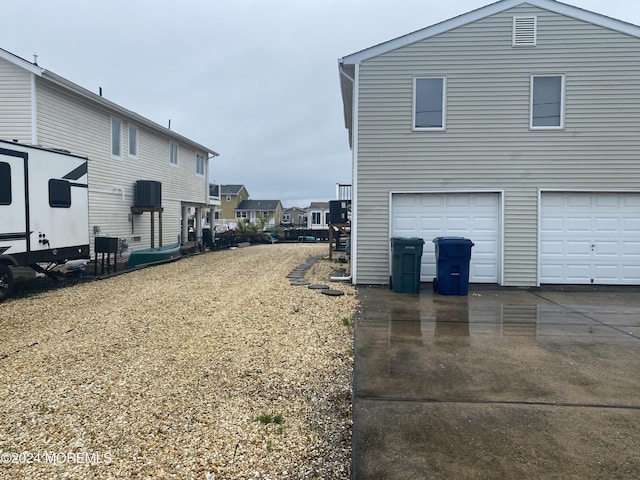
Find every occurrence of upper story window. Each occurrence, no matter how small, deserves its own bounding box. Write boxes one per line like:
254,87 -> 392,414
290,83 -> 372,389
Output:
414,77 -> 446,130
111,117 -> 122,158
170,142 -> 178,165
0,162 -> 11,205
196,153 -> 205,176
226,195 -> 232,202
531,75 -> 564,129
312,212 -> 321,225
128,125 -> 138,158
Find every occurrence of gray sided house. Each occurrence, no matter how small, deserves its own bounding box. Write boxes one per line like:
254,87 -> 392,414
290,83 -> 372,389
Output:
282,207 -> 307,227
236,200 -> 283,228
339,0 -> 640,287
0,48 -> 218,256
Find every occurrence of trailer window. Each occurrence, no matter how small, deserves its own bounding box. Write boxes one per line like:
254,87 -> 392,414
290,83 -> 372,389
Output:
0,162 -> 10,205
49,179 -> 71,208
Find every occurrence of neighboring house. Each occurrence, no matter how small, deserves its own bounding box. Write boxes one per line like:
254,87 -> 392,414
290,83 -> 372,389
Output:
282,207 -> 307,227
0,48 -> 218,255
306,202 -> 330,230
236,200 -> 283,228
339,0 -> 640,287
218,184 -> 250,226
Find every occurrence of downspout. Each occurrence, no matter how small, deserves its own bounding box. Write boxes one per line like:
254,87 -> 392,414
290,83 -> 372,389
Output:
338,61 -> 359,285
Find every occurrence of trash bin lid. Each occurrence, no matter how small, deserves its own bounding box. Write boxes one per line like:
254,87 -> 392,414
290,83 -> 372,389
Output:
432,236 -> 474,246
391,237 -> 425,244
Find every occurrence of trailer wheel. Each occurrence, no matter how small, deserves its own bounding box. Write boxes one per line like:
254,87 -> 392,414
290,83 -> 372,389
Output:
0,264 -> 14,302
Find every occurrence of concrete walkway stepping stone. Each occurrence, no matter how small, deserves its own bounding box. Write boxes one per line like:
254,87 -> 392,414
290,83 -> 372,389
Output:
308,284 -> 329,290
290,280 -> 310,286
321,289 -> 344,296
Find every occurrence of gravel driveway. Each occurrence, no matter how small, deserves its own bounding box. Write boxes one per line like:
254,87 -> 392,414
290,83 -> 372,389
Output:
0,244 -> 356,479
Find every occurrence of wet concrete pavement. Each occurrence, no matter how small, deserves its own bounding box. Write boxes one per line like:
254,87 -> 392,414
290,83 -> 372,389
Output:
352,286 -> 640,479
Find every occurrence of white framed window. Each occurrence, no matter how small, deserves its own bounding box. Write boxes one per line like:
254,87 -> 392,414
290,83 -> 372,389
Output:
111,117 -> 122,158
414,77 -> 446,130
312,212 -> 321,225
226,195 -> 232,202
128,125 -> 138,158
236,211 -> 247,219
531,75 -> 564,129
196,153 -> 205,176
170,142 -> 178,165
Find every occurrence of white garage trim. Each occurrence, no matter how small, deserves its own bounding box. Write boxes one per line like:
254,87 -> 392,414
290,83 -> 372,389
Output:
390,191 -> 504,284
539,190 -> 640,285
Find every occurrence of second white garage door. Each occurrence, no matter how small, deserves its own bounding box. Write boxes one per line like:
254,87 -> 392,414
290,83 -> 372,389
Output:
391,193 -> 500,283
540,192 -> 640,285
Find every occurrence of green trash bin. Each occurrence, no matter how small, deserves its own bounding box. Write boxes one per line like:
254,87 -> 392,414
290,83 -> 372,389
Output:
390,237 -> 425,293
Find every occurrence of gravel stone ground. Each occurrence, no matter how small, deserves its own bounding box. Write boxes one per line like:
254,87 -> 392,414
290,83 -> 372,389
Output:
0,244 -> 356,479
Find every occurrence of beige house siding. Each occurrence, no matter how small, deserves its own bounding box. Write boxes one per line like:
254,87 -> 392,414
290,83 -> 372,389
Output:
219,187 -> 249,222
0,57 -> 33,143
353,5 -> 640,286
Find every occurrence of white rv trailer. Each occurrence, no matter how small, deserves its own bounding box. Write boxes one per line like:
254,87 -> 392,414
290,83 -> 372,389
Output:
0,140 -> 89,301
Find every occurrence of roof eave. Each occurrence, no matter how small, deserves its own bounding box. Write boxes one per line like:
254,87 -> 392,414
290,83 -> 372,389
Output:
340,0 -> 640,66
40,70 -> 219,156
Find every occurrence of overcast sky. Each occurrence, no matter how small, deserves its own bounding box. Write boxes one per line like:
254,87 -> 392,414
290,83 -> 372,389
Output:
1,0 -> 638,207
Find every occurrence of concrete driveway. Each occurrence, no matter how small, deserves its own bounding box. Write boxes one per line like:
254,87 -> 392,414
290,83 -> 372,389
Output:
352,286 -> 640,479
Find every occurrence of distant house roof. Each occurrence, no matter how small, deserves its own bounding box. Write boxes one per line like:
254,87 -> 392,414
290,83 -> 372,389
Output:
284,207 -> 306,213
308,202 -> 329,209
0,48 -> 219,156
221,184 -> 246,195
237,200 -> 282,211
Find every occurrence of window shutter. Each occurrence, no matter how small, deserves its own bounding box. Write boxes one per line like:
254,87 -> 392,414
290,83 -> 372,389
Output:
513,16 -> 537,46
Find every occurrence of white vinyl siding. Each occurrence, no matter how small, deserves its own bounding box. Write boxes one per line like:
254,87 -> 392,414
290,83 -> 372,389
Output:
0,58 -> 33,143
353,4 -> 640,286
413,77 -> 446,130
530,75 -> 564,128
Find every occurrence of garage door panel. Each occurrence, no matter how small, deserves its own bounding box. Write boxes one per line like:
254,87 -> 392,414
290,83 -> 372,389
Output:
541,240 -> 563,255
392,193 -> 500,283
566,218 -> 591,232
540,192 -> 640,285
446,196 -> 472,208
567,194 -> 592,207
541,217 -> 563,232
395,195 -> 419,208
566,241 -> 591,255
419,195 -> 444,207
593,217 -> 620,231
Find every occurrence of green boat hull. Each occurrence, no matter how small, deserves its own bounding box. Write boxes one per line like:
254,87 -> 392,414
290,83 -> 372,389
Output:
126,243 -> 181,268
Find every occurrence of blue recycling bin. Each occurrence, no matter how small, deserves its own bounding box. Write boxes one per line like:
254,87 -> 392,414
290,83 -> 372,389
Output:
433,237 -> 474,296
390,237 -> 425,293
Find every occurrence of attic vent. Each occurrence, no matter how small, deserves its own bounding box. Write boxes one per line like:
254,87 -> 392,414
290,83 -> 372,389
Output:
513,16 -> 537,46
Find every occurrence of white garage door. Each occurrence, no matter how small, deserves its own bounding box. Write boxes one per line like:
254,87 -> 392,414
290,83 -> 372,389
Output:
540,192 -> 640,285
391,193 -> 500,283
